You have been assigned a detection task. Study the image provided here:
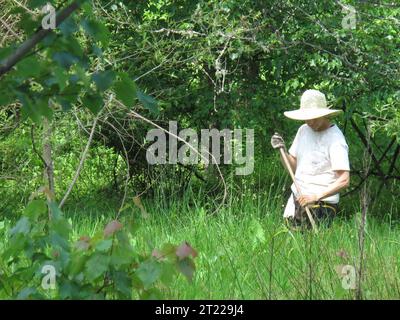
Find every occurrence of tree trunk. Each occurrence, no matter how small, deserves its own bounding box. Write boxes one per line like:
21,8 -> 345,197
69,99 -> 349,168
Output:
43,117 -> 55,202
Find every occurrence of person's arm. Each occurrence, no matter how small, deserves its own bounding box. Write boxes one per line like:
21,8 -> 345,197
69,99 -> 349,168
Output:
297,170 -> 350,206
318,170 -> 350,200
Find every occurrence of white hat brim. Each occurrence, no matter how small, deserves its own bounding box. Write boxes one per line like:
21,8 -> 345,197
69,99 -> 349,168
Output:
284,108 -> 342,121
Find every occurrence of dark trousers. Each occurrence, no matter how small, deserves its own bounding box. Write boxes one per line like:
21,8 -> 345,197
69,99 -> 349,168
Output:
290,195 -> 338,229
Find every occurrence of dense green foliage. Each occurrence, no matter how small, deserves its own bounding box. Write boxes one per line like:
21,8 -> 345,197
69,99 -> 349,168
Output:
0,0 -> 399,300
0,197 -> 197,299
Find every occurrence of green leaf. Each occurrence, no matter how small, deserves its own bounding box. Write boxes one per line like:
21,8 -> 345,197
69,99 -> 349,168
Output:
56,98 -> 73,112
62,37 -> 84,58
137,89 -> 159,115
33,98 -> 54,120
92,70 -> 115,92
115,231 -> 134,254
156,243 -> 177,261
160,262 -> 175,286
177,258 -> 195,282
10,217 -> 30,236
15,265 -> 38,282
79,1 -> 94,15
17,287 -> 42,300
91,45 -> 103,57
68,253 -> 88,276
17,93 -> 41,124
31,252 -> 50,263
57,83 -> 81,110
59,17 -> 79,37
136,260 -> 162,290
140,288 -> 162,300
51,66 -> 70,91
110,245 -> 133,269
18,12 -> 39,35
59,280 -> 80,299
95,239 -> 113,252
82,91 -> 104,114
48,232 -> 70,251
0,47 -> 13,61
114,73 -> 136,107
72,65 -> 90,87
28,0 -> 48,9
48,201 -> 63,220
112,271 -> 132,298
23,200 -> 47,221
0,88 -> 15,106
49,217 -> 71,239
42,33 -> 57,47
84,253 -> 110,281
17,94 -> 53,123
55,248 -> 71,269
53,52 -> 79,69
15,56 -> 43,78
4,233 -> 27,259
81,19 -> 110,47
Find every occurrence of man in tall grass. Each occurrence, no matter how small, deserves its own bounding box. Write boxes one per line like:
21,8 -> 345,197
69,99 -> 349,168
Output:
271,89 -> 350,228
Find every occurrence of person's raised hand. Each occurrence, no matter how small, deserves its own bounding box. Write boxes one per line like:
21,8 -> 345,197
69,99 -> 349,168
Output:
271,132 -> 285,150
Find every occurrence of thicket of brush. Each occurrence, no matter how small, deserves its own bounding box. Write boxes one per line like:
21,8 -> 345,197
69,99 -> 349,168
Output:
1,0 -> 399,300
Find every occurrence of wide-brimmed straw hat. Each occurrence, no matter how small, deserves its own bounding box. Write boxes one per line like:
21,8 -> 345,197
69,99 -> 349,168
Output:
284,89 -> 342,121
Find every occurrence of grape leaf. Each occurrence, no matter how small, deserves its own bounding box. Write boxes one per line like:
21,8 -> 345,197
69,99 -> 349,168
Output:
114,73 -> 136,107
82,91 -> 104,114
177,258 -> 195,282
136,260 -> 162,289
84,254 -> 109,281
81,19 -> 110,47
95,239 -> 113,252
23,200 -> 47,221
10,217 -> 30,236
92,70 -> 115,92
137,89 -> 159,115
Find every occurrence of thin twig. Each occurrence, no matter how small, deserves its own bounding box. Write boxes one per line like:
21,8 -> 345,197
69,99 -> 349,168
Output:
59,105 -> 106,208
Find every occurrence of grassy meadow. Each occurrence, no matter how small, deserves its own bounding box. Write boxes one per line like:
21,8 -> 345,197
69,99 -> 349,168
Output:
26,180 -> 399,300
1,0 -> 399,301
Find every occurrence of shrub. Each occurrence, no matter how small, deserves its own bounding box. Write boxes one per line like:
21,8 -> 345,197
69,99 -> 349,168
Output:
0,198 -> 197,299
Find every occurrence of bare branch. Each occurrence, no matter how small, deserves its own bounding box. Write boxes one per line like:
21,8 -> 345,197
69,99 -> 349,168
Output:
152,28 -> 206,37
59,97 -> 109,208
0,1 -> 81,77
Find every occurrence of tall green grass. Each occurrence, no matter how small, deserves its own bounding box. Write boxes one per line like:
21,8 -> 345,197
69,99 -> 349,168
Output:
2,157 -> 399,299
60,183 -> 400,300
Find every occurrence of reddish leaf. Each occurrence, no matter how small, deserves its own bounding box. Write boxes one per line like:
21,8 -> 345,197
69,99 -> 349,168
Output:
75,236 -> 91,251
152,249 -> 164,260
104,220 -> 123,237
176,242 -> 198,260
